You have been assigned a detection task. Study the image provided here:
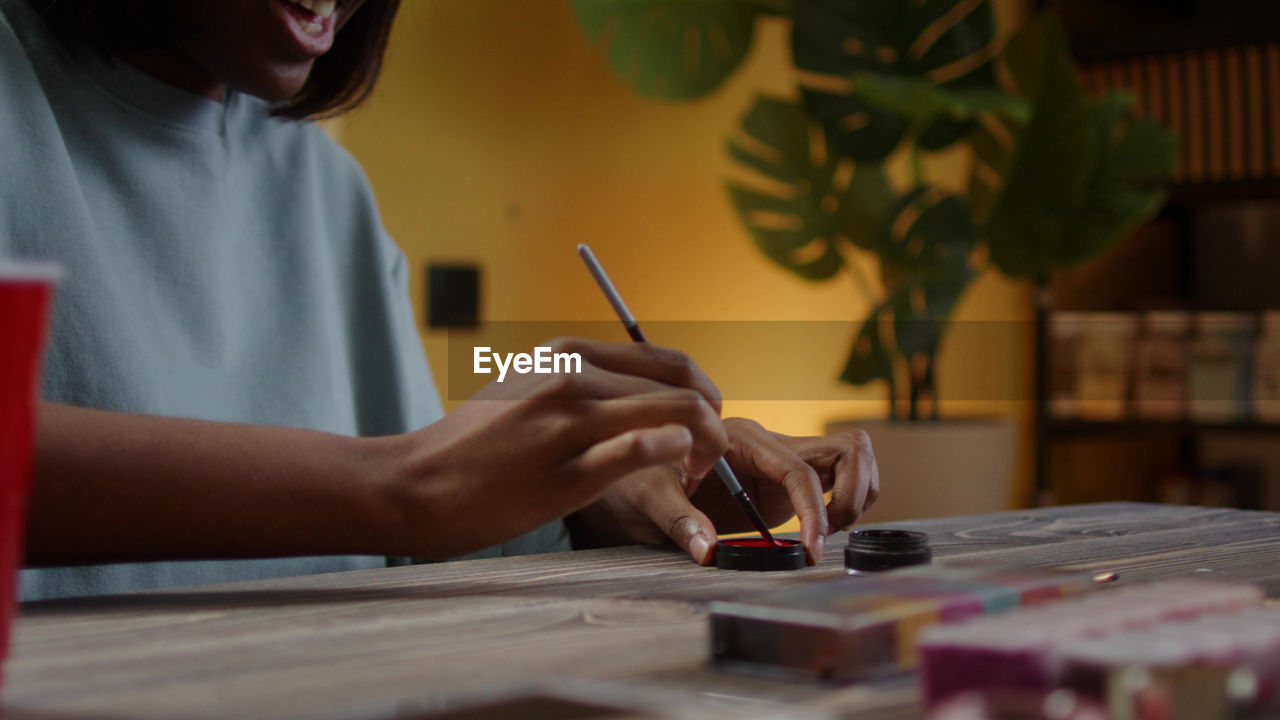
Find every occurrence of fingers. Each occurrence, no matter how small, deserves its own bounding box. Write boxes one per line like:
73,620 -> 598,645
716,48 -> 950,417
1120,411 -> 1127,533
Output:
517,341 -> 729,480
548,363 -> 696,403
782,430 -> 879,532
828,430 -> 878,531
544,338 -> 723,414
563,424 -> 694,495
725,419 -> 828,564
585,391 -> 729,480
632,473 -> 718,566
864,433 -> 880,507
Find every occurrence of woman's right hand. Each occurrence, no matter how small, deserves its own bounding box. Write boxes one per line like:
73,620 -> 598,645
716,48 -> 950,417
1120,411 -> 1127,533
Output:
376,337 -> 730,558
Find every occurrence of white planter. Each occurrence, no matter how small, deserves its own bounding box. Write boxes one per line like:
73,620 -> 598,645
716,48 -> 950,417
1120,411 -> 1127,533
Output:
825,418 -> 1016,524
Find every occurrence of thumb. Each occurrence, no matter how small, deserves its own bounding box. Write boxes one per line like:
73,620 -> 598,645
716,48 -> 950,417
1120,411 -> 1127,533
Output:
638,478 -> 718,566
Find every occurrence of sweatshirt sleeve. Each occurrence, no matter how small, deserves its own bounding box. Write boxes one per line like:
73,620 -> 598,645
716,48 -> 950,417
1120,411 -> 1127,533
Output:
0,10 -> 34,257
0,4 -> 79,263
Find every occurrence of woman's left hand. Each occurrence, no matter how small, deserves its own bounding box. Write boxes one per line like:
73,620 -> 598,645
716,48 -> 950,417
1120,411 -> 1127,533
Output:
568,418 -> 879,565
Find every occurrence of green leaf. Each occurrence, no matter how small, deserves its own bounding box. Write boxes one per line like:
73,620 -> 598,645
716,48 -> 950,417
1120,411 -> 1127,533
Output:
888,261 -> 973,357
967,113 -> 1018,224
570,0 -> 773,100
726,95 -> 892,280
1107,114 -> 1181,181
984,17 -> 1177,277
838,261 -> 973,387
791,0 -> 998,161
849,71 -> 1029,126
840,302 -> 894,385
874,192 -> 977,356
866,189 -> 977,272
839,189 -> 977,385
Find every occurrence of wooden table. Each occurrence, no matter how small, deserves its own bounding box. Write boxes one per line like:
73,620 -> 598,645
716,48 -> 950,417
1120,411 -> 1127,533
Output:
4,502 -> 1280,720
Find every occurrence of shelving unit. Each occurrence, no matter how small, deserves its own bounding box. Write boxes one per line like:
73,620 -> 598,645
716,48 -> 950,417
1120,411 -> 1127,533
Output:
1047,420 -> 1280,438
1031,200 -> 1280,507
1031,0 -> 1280,510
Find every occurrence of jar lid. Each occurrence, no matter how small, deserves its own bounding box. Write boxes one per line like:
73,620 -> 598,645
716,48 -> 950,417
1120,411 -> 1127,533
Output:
844,529 -> 932,573
715,538 -> 806,572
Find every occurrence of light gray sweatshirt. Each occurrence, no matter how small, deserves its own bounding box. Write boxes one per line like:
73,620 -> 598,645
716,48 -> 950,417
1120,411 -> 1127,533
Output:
0,0 -> 567,600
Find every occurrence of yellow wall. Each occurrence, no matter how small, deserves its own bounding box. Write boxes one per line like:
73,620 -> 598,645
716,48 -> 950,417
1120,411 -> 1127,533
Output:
341,0 -> 1035,509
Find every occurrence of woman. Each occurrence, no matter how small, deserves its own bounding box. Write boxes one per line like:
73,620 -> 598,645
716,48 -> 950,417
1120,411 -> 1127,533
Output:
1,0 -> 879,600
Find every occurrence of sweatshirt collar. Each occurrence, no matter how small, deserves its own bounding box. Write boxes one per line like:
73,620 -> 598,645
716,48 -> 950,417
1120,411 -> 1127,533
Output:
71,44 -> 230,136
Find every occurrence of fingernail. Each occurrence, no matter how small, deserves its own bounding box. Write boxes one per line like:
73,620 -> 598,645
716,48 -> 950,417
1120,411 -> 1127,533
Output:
689,534 -> 712,565
652,425 -> 692,456
808,535 -> 825,565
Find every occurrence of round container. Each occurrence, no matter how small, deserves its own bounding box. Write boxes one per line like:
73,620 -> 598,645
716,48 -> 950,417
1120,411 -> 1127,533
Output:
1132,310 -> 1191,420
844,529 -> 932,573
715,538 -> 806,572
1188,312 -> 1254,422
1075,313 -> 1138,420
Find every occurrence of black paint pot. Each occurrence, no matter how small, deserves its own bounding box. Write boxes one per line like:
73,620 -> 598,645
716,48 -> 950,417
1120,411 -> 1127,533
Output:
844,529 -> 932,573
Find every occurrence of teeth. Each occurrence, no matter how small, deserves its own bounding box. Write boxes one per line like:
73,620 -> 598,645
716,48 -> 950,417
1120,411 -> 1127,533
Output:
284,0 -> 335,30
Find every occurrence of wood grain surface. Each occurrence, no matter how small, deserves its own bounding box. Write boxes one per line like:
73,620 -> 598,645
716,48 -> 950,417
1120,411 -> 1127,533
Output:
4,502 -> 1280,720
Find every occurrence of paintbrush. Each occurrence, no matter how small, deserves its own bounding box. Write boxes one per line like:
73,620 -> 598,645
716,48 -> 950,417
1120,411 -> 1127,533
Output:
577,244 -> 779,547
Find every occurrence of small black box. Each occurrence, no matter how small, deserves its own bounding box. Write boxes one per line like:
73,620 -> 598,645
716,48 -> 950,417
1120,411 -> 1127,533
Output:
427,263 -> 480,328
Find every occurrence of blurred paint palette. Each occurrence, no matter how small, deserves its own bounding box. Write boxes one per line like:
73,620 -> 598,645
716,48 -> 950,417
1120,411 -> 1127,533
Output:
917,581 -> 1269,710
709,565 -> 1096,683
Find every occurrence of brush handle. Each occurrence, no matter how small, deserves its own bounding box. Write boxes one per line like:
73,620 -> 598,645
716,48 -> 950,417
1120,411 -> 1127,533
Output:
578,244 -> 779,546
715,457 -> 778,545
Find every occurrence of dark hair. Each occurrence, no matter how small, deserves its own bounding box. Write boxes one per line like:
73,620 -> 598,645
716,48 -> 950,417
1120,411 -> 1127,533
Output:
27,0 -> 401,119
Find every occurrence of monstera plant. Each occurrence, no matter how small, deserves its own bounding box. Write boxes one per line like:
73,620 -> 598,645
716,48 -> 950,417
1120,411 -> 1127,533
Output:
571,0 -> 1176,420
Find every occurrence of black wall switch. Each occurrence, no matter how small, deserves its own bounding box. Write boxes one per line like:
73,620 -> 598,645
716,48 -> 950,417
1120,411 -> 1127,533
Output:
427,263 -> 480,328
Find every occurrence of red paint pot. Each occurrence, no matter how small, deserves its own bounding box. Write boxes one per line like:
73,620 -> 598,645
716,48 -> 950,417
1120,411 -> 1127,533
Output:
715,538 -> 806,572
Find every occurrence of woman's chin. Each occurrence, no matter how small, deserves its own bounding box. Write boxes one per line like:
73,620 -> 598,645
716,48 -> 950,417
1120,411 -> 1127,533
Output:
234,65 -> 315,104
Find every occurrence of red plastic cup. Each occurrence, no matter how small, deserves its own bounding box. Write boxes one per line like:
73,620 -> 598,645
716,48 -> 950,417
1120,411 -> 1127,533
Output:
0,262 -> 58,690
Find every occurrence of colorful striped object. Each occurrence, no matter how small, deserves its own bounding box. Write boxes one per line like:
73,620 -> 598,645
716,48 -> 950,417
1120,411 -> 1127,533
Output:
917,581 -> 1266,708
709,565 -> 1096,683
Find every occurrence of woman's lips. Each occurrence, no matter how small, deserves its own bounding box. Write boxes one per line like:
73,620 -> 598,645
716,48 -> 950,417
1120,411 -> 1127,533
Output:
273,0 -> 337,57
